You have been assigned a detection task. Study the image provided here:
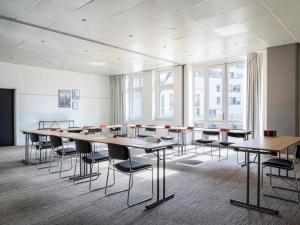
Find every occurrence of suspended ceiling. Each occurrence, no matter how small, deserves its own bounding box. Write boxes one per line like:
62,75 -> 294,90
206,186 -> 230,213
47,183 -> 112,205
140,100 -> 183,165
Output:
0,0 -> 298,75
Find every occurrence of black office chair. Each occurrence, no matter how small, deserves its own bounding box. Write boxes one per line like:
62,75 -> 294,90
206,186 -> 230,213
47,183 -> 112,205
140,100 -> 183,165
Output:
225,132 -> 249,164
48,135 -> 76,178
29,133 -> 51,167
73,140 -> 109,191
195,130 -> 220,159
137,126 -> 156,138
161,129 -> 181,155
261,147 -> 300,202
110,127 -> 127,137
105,143 -> 153,207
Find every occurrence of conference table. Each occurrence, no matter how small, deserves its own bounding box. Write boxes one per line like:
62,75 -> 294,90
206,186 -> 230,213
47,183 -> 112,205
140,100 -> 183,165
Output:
127,124 -> 252,154
230,136 -> 300,215
22,129 -> 176,209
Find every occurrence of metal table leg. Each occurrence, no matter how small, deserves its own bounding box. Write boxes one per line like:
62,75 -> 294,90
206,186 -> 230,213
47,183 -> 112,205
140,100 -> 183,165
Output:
146,149 -> 175,209
230,149 -> 279,215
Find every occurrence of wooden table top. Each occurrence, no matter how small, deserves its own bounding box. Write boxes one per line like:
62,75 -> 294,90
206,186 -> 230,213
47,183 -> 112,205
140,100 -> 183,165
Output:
24,130 -> 174,152
231,136 -> 300,152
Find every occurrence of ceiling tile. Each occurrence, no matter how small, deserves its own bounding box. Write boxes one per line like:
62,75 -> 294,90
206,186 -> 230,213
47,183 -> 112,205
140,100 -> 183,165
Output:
181,0 -> 224,21
0,0 -> 37,18
156,0 -> 205,11
130,0 -> 175,21
20,0 -> 75,27
104,0 -> 149,11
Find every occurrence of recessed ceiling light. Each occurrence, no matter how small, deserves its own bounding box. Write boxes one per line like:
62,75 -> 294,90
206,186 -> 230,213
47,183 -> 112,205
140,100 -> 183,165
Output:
82,18 -> 87,22
129,34 -> 133,38
88,61 -> 107,66
41,40 -> 45,43
163,46 -> 166,48
214,23 -> 247,36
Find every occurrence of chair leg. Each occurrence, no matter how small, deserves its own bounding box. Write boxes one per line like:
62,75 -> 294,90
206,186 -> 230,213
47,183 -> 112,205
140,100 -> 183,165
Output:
210,144 -> 213,160
269,167 -> 273,186
48,148 -> 53,173
127,172 -> 133,206
59,155 -> 63,178
73,154 -> 78,184
261,165 -> 264,191
293,166 -> 300,202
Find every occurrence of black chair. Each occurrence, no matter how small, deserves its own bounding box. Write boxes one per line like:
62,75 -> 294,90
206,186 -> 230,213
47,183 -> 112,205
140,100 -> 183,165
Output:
195,130 -> 220,159
29,133 -> 51,167
73,140 -> 109,191
161,129 -> 181,155
261,147 -> 300,202
226,132 -> 249,164
48,135 -> 76,178
110,127 -> 127,137
137,126 -> 156,138
105,143 -> 153,207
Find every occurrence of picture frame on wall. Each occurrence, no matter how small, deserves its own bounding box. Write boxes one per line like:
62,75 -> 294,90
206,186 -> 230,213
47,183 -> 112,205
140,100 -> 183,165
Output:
72,101 -> 78,110
72,89 -> 80,100
58,90 -> 71,108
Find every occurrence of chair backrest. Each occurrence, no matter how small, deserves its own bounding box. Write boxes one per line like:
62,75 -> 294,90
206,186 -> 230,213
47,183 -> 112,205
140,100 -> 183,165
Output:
110,127 -> 121,132
75,140 -> 92,154
169,129 -> 181,134
227,132 -> 247,139
50,135 -> 63,148
203,131 -> 219,136
30,133 -> 39,143
145,126 -> 156,132
107,143 -> 129,160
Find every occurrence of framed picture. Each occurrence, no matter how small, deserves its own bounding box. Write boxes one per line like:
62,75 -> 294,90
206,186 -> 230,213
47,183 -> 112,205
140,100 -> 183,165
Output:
72,89 -> 80,100
58,90 -> 71,108
72,101 -> 78,110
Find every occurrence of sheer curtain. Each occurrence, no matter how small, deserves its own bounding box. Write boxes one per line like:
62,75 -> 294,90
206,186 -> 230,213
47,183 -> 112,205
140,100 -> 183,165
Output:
246,53 -> 264,137
110,75 -> 126,125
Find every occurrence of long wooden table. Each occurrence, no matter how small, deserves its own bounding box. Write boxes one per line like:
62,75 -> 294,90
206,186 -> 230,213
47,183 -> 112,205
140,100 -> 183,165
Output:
127,124 -> 252,154
230,136 -> 300,215
22,129 -> 176,209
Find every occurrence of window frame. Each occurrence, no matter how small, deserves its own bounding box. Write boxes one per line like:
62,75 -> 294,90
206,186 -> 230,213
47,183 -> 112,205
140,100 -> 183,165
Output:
192,61 -> 246,129
155,70 -> 175,120
129,74 -> 143,120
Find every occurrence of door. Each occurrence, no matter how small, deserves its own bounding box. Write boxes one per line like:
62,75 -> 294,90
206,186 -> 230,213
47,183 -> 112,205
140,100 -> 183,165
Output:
0,89 -> 15,146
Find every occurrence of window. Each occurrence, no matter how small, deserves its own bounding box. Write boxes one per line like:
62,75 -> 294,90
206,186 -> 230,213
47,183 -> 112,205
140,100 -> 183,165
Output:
229,84 -> 241,92
193,61 -> 246,129
216,97 -> 221,105
157,71 -> 174,119
130,75 -> 143,119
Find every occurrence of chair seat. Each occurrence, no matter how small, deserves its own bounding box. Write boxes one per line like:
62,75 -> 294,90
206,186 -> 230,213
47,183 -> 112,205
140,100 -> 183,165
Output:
161,136 -> 174,140
116,134 -> 128,137
115,160 -> 152,173
137,134 -> 151,138
82,152 -> 109,164
195,139 -> 214,144
219,141 -> 234,146
56,148 -> 76,156
34,142 -> 52,150
262,158 -> 294,170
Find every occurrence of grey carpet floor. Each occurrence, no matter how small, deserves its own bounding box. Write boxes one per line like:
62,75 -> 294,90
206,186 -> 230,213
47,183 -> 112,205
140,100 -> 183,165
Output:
0,145 -> 300,225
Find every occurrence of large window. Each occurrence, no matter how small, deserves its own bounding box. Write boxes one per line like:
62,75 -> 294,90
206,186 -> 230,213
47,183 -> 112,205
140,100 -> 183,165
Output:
193,62 -> 246,129
157,71 -> 174,119
130,75 -> 143,120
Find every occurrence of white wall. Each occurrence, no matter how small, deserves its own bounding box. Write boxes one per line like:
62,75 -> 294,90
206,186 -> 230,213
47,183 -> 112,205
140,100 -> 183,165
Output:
0,62 -> 110,145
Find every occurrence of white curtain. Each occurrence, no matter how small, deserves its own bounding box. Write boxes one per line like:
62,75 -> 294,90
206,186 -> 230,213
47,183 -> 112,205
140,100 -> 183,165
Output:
246,53 -> 263,137
110,75 -> 126,125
